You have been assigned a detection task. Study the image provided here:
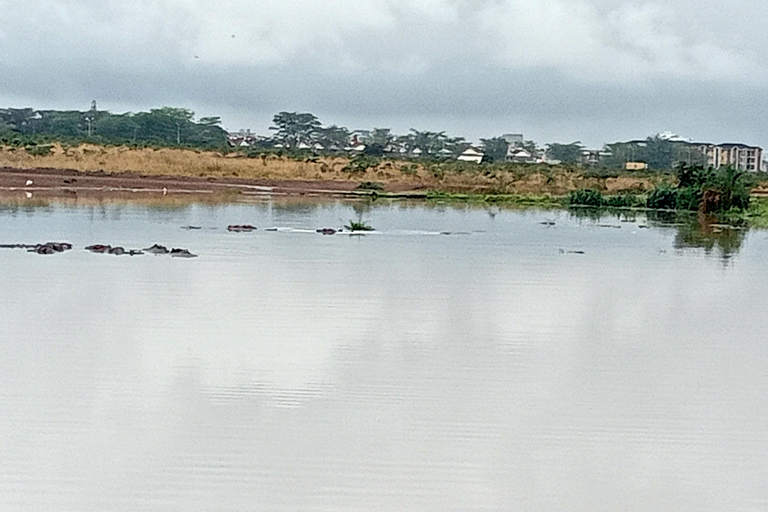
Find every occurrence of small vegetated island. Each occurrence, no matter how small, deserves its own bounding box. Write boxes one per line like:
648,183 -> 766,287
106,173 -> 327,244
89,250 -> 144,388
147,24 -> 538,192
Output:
1,106 -> 767,223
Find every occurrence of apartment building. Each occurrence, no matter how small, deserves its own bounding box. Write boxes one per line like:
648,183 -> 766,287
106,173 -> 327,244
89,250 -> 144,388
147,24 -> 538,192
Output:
696,143 -> 764,173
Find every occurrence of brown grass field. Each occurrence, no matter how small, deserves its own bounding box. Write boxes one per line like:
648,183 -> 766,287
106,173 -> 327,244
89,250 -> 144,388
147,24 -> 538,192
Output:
0,143 -> 666,196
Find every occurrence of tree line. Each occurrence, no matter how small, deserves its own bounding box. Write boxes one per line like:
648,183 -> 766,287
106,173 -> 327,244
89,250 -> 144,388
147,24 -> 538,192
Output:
1,106 -> 710,170
0,105 -> 227,148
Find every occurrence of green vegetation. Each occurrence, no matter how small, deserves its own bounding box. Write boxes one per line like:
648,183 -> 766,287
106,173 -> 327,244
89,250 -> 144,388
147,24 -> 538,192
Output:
345,220 -> 374,231
604,136 -> 707,170
546,142 -> 584,164
342,155 -> 381,173
568,163 -> 755,215
0,105 -> 227,149
426,191 -> 564,207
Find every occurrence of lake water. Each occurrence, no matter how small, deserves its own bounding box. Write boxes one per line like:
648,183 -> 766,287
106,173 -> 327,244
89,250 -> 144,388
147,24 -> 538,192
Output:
1,198 -> 768,511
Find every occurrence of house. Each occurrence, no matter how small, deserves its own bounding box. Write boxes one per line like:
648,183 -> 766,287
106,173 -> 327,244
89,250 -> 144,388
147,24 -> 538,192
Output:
580,149 -> 612,166
458,147 -> 484,164
506,147 -> 535,163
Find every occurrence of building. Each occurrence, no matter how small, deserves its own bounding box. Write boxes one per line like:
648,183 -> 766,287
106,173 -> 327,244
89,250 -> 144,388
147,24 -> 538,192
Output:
580,149 -> 613,166
506,147 -> 535,163
501,134 -> 524,147
457,147 -> 484,164
695,143 -> 764,173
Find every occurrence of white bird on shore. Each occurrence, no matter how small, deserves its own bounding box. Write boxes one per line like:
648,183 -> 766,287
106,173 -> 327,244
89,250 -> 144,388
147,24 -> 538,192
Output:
25,179 -> 33,186
25,192 -> 32,199
163,187 -> 168,196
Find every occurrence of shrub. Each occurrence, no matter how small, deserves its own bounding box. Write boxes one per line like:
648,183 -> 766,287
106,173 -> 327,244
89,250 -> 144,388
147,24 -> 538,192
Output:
568,189 -> 605,207
25,144 -> 52,156
647,187 -> 678,210
675,186 -> 702,211
343,155 -> 380,173
604,193 -> 644,208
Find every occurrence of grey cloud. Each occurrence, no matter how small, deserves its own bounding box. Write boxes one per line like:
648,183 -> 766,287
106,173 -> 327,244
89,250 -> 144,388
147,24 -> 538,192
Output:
1,0 -> 767,147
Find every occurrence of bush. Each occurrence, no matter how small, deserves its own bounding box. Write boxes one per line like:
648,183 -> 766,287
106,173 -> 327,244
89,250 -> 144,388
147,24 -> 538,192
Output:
343,155 -> 380,173
647,187 -> 678,210
568,189 -> 605,207
604,193 -> 644,208
25,144 -> 52,156
675,186 -> 702,211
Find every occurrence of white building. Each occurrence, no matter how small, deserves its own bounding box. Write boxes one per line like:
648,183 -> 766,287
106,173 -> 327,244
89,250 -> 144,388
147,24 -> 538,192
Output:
457,147 -> 484,164
695,143 -> 764,173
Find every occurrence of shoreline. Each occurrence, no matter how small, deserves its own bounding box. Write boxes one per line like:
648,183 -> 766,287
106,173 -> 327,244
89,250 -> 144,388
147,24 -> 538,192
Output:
2,164 -> 768,229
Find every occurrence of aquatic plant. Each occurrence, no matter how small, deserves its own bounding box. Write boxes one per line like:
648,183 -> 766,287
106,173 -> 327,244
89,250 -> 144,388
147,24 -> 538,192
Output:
345,220 -> 374,231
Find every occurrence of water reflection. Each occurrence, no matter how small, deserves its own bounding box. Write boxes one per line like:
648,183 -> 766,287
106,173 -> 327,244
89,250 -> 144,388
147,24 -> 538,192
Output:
569,207 -> 749,260
2,199 -> 768,511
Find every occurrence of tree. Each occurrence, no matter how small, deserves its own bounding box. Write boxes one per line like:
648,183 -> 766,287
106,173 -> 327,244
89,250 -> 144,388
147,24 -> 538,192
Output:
605,136 -> 704,170
94,113 -> 140,141
409,129 -> 447,156
314,125 -> 350,150
480,137 -> 509,162
269,112 -> 321,150
0,108 -> 36,133
546,142 -> 584,163
365,128 -> 393,147
445,136 -> 469,158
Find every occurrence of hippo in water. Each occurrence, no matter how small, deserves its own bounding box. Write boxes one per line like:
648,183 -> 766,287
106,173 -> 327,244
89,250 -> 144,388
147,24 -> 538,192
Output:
85,244 -> 111,253
227,225 -> 257,232
29,242 -> 73,255
170,248 -> 198,258
143,244 -> 170,254
316,228 -> 337,235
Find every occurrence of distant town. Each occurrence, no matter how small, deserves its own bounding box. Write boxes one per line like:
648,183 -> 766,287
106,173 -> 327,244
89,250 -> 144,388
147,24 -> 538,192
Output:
1,106 -> 764,173
230,112 -> 765,173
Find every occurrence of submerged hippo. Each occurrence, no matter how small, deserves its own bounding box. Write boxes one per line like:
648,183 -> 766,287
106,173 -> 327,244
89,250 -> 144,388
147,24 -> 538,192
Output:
85,244 -> 111,253
170,248 -> 198,258
86,245 -> 143,256
143,244 -> 170,254
227,225 -> 257,232
316,228 -> 337,235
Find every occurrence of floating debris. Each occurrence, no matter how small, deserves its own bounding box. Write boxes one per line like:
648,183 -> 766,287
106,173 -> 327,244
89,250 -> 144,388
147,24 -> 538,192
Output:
316,228 -> 337,235
596,224 -> 622,229
227,225 -> 257,232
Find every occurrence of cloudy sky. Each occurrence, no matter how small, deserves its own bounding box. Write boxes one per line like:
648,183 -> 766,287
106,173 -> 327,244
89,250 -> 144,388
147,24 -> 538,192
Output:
1,0 -> 766,147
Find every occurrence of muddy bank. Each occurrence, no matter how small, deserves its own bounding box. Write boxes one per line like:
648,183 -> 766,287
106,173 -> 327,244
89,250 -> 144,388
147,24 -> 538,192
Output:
0,166 -> 425,200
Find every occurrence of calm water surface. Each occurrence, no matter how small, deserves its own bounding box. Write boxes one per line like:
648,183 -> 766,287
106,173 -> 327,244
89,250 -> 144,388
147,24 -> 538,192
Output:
1,199 -> 768,511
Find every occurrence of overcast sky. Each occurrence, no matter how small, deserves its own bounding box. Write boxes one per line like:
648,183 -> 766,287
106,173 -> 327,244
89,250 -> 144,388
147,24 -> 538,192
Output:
1,0 -> 767,147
